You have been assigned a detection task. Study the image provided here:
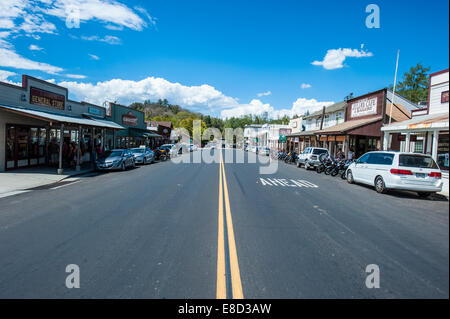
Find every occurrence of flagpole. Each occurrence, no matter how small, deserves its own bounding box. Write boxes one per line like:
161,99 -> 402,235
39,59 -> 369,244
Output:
389,50 -> 400,125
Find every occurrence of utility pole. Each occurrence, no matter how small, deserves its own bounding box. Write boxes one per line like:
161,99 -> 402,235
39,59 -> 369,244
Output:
389,50 -> 400,125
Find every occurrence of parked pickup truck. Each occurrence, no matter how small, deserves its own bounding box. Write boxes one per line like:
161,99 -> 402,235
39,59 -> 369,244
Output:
296,147 -> 329,170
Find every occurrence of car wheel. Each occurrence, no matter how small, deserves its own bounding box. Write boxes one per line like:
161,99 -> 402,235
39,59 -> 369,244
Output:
346,170 -> 354,184
375,176 -> 387,194
297,161 -> 301,168
418,192 -> 433,199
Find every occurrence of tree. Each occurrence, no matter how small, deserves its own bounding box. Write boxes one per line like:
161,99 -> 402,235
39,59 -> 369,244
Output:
395,62 -> 430,104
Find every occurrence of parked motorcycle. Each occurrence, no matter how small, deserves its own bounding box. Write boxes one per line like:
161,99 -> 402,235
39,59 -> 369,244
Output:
153,148 -> 169,161
329,159 -> 346,177
284,152 -> 297,164
340,159 -> 354,179
316,153 -> 330,174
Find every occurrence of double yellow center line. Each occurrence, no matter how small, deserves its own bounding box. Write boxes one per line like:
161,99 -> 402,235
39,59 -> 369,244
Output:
217,151 -> 244,299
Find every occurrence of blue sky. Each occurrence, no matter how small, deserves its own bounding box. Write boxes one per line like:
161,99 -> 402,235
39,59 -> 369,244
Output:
0,0 -> 448,118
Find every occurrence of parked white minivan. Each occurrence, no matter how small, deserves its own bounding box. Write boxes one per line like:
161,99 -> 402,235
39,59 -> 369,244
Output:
346,151 -> 443,198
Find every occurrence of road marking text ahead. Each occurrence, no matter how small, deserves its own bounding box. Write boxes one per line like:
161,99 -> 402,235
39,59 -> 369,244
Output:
259,178 -> 318,188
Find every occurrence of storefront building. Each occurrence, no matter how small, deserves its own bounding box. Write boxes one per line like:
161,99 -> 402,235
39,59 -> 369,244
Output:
149,121 -> 172,145
317,89 -> 418,158
381,69 -> 449,170
257,124 -> 290,150
287,101 -> 346,153
106,103 -> 161,149
0,75 -> 123,173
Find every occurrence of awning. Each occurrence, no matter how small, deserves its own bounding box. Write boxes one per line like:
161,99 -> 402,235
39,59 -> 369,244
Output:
287,130 -> 319,137
0,104 -> 124,129
129,127 -> 162,138
84,117 -> 125,130
316,117 -> 383,135
381,112 -> 449,132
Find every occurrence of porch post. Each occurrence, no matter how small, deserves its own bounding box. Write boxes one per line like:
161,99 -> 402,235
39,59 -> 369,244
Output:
76,125 -> 81,171
405,132 -> 411,152
57,123 -> 64,175
383,131 -> 389,151
426,131 -> 433,154
432,129 -> 439,162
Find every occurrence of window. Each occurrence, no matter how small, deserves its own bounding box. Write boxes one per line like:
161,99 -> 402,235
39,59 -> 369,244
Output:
367,153 -> 394,165
30,128 -> 39,158
313,149 -> 328,155
6,126 -> 15,161
442,91 -> 449,103
437,134 -> 449,169
358,153 -> 370,164
17,127 -> 29,160
399,155 -> 438,169
336,112 -> 344,124
315,117 -> 321,128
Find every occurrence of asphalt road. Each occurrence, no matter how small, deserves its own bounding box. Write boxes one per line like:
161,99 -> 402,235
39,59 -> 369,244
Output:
0,149 -> 448,298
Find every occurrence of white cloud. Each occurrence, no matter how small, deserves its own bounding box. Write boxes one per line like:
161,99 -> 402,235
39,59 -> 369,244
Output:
291,97 -> 334,116
65,73 -> 87,79
29,44 -> 44,51
301,83 -> 311,89
221,99 -> 274,119
55,76 -> 335,120
312,48 -> 373,70
43,0 -> 152,31
257,91 -> 272,97
220,97 -> 334,119
81,35 -> 121,45
88,53 -> 100,60
58,77 -> 240,112
0,47 -> 63,74
0,69 -> 17,81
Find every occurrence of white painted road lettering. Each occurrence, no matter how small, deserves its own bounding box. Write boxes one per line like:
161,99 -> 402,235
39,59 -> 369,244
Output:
260,178 -> 318,188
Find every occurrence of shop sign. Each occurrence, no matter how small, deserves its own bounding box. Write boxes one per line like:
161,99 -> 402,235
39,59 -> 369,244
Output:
88,107 -> 101,116
30,87 -> 65,110
122,111 -> 138,126
351,97 -> 377,118
279,128 -> 292,136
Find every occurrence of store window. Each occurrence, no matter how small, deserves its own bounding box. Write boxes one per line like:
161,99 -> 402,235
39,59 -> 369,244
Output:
39,128 -> 47,157
30,128 -> 39,159
17,127 -> 29,160
437,133 -> 449,170
6,126 -> 15,162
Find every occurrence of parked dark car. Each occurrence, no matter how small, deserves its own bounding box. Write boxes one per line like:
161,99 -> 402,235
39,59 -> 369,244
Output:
95,149 -> 135,171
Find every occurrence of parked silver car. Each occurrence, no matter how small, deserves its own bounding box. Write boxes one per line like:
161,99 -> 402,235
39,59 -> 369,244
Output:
131,147 -> 155,165
95,149 -> 135,171
297,147 -> 329,169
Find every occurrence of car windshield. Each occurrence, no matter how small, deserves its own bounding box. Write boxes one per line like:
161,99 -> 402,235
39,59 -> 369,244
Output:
101,150 -> 122,158
399,155 -> 439,169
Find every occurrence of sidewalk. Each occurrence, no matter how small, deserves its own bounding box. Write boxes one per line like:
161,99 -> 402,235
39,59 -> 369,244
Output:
0,166 -> 94,198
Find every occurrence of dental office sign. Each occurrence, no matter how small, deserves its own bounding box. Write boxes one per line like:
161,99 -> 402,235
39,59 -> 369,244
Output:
351,97 -> 378,118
